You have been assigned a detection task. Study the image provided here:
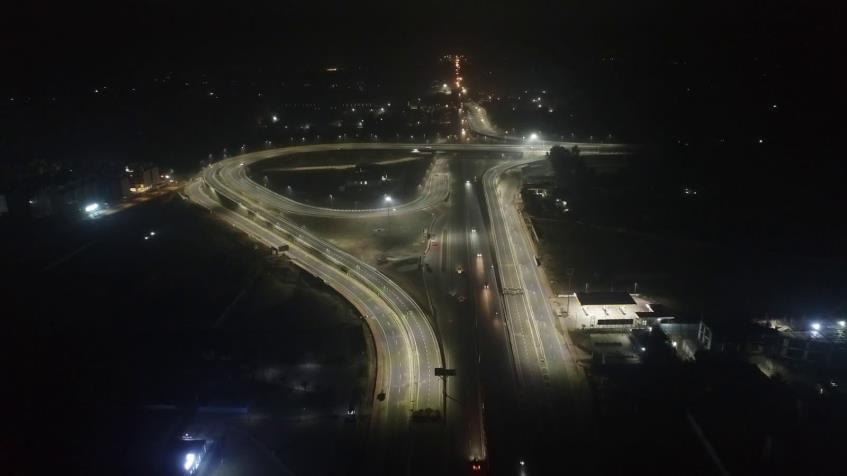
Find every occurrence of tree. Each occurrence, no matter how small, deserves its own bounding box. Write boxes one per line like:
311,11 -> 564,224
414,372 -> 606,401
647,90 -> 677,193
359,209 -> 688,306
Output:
548,145 -> 587,191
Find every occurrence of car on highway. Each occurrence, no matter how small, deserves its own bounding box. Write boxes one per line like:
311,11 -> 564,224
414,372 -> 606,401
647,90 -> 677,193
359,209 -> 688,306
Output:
476,252 -> 482,258
469,458 -> 486,474
471,228 -> 476,233
456,265 -> 464,274
483,280 -> 489,289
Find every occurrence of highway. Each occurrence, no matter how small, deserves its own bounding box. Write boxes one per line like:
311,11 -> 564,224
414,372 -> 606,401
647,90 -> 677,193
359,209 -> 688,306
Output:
187,163 -> 443,475
482,158 -> 596,473
187,138 -> 626,474
464,101 -> 504,139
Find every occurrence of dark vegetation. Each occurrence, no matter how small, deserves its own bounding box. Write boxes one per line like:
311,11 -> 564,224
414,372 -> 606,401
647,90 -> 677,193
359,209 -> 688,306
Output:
251,150 -> 434,209
526,146 -> 847,320
588,328 -> 847,475
1,196 -> 368,475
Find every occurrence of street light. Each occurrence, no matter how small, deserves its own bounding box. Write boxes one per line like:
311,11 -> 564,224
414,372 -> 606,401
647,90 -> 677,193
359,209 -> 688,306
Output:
384,195 -> 393,234
184,453 -> 196,471
528,132 -> 539,142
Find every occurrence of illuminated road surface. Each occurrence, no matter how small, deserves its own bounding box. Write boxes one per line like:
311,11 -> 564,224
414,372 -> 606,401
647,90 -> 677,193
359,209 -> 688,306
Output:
464,101 -> 504,139
187,140 -> 625,473
186,170 -> 442,474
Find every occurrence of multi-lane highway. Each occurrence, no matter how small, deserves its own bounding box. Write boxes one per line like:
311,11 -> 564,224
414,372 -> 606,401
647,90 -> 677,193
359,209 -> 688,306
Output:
187,154 -> 443,475
187,137 -> 626,474
464,101 -> 505,139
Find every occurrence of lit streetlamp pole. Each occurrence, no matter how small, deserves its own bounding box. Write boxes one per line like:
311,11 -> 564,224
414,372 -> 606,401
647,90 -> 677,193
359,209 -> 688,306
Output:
384,195 -> 393,234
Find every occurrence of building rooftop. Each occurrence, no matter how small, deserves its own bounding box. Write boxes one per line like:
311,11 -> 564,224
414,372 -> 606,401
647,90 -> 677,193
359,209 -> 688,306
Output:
636,303 -> 674,318
704,319 -> 778,341
781,329 -> 847,345
576,291 -> 636,306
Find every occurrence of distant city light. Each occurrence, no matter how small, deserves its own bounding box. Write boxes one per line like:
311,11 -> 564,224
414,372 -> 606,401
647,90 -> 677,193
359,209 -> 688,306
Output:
528,133 -> 539,141
84,203 -> 99,213
272,115 -> 278,123
839,321 -> 846,328
811,322 -> 821,331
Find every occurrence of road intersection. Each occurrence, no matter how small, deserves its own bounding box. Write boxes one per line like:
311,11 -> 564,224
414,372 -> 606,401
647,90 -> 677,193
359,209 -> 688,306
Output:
187,135 -> 626,473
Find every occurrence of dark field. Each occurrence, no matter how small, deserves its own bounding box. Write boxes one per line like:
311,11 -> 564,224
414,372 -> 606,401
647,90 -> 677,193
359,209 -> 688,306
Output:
532,216 -> 845,320
522,149 -> 847,321
1,195 -> 369,475
250,149 -> 433,209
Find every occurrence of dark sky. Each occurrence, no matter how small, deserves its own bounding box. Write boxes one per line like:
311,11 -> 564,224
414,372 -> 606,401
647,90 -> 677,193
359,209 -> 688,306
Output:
3,1 -> 842,89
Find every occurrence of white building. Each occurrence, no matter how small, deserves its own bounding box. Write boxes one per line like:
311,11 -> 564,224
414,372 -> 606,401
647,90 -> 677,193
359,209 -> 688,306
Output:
574,292 -> 672,329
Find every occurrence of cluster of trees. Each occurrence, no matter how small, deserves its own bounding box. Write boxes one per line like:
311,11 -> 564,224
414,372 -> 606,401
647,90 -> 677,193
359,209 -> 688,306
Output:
548,145 -> 587,193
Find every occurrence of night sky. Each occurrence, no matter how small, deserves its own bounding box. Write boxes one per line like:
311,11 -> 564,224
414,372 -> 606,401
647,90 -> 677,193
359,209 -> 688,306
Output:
4,1 -> 841,88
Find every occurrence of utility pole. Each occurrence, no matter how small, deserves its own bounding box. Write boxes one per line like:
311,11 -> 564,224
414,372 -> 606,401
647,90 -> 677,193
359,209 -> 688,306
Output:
384,195 -> 393,235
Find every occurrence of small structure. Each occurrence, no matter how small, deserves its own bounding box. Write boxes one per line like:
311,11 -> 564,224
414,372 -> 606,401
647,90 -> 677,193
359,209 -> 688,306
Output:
636,303 -> 676,327
775,322 -> 847,366
697,319 -> 777,354
121,162 -> 162,196
170,437 -> 208,475
575,292 -> 668,328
